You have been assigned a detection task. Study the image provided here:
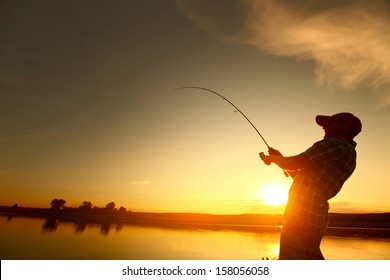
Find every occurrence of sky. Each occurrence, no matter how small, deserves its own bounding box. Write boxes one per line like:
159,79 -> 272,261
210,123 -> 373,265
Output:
1,0 -> 390,214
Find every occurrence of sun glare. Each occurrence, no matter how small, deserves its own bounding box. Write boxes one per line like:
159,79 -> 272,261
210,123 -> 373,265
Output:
259,183 -> 288,205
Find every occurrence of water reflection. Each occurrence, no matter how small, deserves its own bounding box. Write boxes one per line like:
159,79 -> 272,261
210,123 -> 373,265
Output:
42,218 -> 59,232
39,218 -> 124,236
1,216 -> 389,260
100,223 -> 111,236
74,221 -> 87,233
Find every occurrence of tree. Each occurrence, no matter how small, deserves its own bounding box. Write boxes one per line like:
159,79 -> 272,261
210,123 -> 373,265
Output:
105,202 -> 116,210
79,201 -> 93,210
119,206 -> 126,212
50,199 -> 66,210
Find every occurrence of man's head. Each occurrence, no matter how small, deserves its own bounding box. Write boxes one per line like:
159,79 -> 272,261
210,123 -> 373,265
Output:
316,112 -> 362,139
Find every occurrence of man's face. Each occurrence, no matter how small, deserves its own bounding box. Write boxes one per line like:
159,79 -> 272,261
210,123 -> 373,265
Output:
323,119 -> 347,138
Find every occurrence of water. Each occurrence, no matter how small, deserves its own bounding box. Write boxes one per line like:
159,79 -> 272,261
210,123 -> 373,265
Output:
1,216 -> 389,260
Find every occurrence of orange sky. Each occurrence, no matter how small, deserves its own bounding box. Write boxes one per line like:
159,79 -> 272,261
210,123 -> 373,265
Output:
1,0 -> 389,214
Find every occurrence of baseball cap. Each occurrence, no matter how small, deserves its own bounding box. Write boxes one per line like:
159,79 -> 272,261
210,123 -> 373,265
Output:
316,112 -> 362,137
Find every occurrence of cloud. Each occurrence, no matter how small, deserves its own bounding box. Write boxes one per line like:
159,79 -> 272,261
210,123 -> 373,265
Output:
242,0 -> 390,89
0,92 -> 76,107
0,69 -> 18,84
176,0 -> 247,40
329,201 -> 377,213
178,0 -> 390,97
4,46 -> 62,65
0,129 -> 75,142
130,181 -> 151,185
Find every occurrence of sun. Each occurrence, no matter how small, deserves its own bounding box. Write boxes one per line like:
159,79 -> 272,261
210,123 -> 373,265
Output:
259,182 -> 288,205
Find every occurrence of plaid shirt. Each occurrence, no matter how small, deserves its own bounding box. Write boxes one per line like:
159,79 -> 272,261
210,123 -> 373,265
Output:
283,138 -> 357,229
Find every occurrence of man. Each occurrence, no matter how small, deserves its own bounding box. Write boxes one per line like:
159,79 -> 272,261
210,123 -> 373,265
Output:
259,112 -> 362,259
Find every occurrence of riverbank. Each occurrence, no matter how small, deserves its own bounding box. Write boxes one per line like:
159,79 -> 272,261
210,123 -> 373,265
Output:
1,206 -> 389,238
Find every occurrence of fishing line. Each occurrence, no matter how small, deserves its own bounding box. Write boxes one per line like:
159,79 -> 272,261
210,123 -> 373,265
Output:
174,86 -> 289,177
173,86 -> 271,149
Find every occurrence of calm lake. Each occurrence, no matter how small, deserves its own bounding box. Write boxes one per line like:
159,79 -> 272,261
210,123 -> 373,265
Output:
1,216 -> 389,260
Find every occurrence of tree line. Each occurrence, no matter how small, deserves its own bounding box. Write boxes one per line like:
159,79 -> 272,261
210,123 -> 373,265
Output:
50,198 -> 129,212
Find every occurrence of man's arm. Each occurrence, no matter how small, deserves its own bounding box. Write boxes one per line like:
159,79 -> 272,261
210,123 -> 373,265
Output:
259,152 -> 311,171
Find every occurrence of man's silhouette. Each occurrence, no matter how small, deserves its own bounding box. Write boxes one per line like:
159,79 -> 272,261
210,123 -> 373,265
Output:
260,112 -> 362,259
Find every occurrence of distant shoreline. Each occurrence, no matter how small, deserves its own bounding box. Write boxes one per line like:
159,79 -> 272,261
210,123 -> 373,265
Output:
1,206 -> 389,238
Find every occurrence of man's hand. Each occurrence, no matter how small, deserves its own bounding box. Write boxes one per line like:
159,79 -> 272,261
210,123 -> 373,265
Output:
259,152 -> 272,165
268,147 -> 282,157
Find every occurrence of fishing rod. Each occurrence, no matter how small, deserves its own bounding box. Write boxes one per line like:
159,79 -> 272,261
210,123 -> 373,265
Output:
173,86 -> 271,149
174,86 -> 289,177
